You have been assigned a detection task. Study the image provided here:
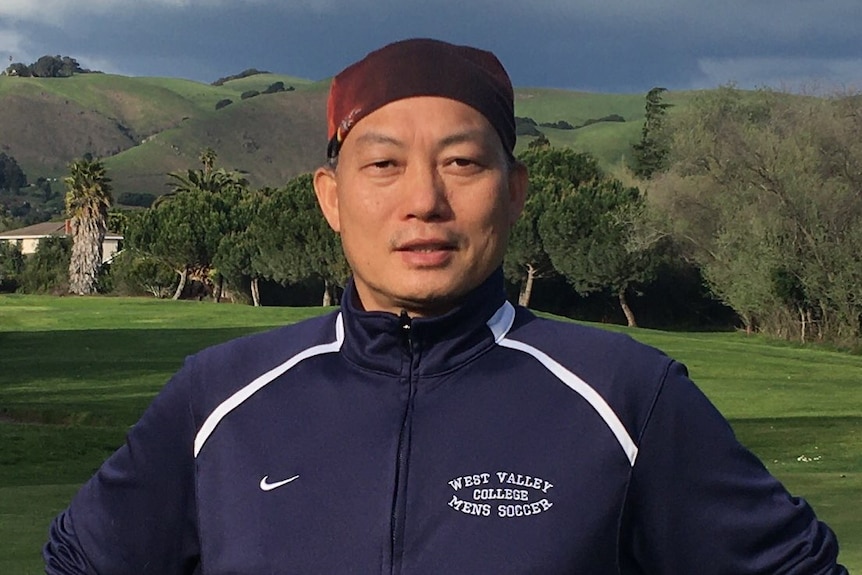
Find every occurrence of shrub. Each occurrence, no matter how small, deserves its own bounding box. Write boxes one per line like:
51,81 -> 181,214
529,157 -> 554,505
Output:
0,241 -> 24,292
108,250 -> 176,297
0,152 -> 27,193
4,55 -> 93,78
240,90 -> 260,100
515,116 -> 543,137
215,99 -> 233,110
211,68 -> 270,86
579,114 -> 626,128
262,81 -> 285,94
539,120 -> 576,130
527,133 -> 551,149
600,114 -> 625,123
18,236 -> 71,294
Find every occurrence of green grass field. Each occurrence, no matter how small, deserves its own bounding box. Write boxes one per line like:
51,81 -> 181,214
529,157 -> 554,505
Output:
1,295 -> 859,572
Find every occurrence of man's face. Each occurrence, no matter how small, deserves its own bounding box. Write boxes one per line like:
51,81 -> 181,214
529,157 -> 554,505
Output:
314,96 -> 527,317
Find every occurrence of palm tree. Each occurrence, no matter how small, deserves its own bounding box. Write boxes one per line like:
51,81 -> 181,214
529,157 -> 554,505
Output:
65,156 -> 112,295
200,147 -> 217,175
165,167 -> 248,195
153,151 -> 249,300
154,148 -> 248,208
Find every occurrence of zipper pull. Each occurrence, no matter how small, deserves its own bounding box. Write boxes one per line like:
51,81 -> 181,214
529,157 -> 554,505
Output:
399,310 -> 412,347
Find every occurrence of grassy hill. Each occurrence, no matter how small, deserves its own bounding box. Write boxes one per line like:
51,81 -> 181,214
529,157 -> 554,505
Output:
103,82 -> 329,195
0,72 -> 326,196
0,71 -> 669,204
512,88 -> 695,166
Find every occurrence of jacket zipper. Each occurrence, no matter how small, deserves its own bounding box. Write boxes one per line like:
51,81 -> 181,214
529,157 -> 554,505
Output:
390,311 -> 416,575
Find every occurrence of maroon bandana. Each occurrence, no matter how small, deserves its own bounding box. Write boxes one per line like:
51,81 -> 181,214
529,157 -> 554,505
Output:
326,38 -> 515,159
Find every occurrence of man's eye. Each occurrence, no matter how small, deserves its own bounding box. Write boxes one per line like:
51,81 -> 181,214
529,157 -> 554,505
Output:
446,157 -> 485,174
370,160 -> 395,169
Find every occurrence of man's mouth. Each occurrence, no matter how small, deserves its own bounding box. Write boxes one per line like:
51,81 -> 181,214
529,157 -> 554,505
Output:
396,239 -> 457,252
395,239 -> 458,266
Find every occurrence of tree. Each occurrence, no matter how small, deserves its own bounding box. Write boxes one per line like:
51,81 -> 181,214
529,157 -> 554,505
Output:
657,86 -> 862,343
262,81 -> 286,94
31,55 -> 63,78
107,210 -> 131,237
515,116 -> 543,137
18,236 -> 71,293
127,187 -> 241,300
527,133 -> 550,149
519,147 -> 602,186
251,174 -> 348,305
0,241 -> 25,292
505,147 -> 603,306
5,55 -> 87,78
35,177 -> 56,202
631,87 -> 671,179
540,179 -> 657,327
59,56 -> 85,76
504,174 -> 559,306
199,148 -> 217,175
699,208 -> 787,334
0,152 -> 27,193
109,249 -> 176,298
0,206 -> 16,233
211,68 -> 270,86
4,62 -> 30,77
65,157 -> 113,295
156,147 -> 247,205
162,167 -> 248,200
135,152 -> 249,300
212,188 -> 268,305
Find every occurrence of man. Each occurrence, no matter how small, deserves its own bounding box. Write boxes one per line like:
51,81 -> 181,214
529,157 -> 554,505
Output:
45,38 -> 846,574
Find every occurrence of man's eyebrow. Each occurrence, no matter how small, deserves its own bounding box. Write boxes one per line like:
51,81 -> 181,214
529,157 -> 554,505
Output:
438,130 -> 488,149
352,129 -> 491,151
352,132 -> 404,148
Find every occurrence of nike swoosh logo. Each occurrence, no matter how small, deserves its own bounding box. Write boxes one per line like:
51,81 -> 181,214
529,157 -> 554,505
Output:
259,474 -> 300,491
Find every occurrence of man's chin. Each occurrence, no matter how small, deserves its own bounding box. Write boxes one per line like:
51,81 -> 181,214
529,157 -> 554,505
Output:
353,271 -> 480,316
392,287 -> 467,318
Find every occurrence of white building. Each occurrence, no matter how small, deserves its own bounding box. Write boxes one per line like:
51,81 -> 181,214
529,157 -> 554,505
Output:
0,221 -> 123,263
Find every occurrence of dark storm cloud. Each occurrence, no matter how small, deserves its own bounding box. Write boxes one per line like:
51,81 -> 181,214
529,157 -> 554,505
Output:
1,0 -> 860,92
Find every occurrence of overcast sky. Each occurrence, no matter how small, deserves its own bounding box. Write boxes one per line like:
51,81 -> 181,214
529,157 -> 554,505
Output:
1,0 -> 860,93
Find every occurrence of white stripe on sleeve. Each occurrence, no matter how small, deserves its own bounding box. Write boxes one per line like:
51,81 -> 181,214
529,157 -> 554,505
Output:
487,303 -> 638,466
193,313 -> 344,457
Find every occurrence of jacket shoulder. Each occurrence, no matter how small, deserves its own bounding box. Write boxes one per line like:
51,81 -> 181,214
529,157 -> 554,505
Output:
509,311 -> 675,385
181,311 -> 341,417
506,310 -> 677,447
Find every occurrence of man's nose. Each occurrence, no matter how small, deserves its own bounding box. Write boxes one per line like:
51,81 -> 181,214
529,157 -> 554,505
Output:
402,163 -> 452,221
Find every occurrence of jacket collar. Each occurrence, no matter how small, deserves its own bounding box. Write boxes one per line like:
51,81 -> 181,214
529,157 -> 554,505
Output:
339,269 -> 509,377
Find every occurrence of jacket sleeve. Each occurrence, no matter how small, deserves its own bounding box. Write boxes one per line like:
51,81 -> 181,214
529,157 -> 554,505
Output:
43,361 -> 201,575
619,361 -> 847,575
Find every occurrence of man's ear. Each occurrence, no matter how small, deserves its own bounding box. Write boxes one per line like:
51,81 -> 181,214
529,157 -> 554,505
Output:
313,166 -> 341,232
507,160 -> 528,226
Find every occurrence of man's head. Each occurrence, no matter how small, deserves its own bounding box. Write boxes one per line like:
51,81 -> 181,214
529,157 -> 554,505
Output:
314,38 -> 527,317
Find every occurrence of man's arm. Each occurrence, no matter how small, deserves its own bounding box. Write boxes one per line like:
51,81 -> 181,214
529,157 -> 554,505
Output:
44,363 -> 200,574
620,362 -> 847,574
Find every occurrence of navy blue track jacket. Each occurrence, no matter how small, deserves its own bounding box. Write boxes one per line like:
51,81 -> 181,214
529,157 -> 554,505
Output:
45,270 -> 846,574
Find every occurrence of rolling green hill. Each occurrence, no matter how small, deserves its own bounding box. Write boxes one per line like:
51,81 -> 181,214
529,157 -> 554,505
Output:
512,88 -> 695,166
0,71 -> 672,202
